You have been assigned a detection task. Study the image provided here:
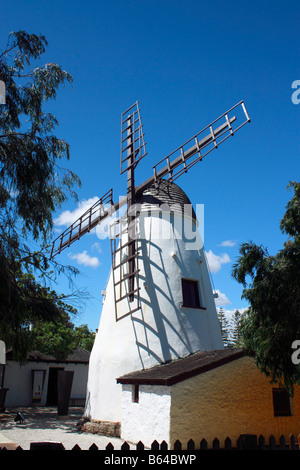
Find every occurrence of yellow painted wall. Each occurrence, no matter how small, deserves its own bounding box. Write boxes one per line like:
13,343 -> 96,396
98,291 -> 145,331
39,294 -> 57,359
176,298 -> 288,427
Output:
170,356 -> 300,448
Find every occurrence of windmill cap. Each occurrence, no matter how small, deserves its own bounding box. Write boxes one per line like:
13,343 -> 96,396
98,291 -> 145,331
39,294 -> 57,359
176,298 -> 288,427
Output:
135,180 -> 197,222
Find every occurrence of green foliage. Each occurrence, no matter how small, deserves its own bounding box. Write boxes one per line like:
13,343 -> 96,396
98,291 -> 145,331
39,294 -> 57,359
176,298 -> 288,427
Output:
30,316 -> 95,362
218,308 -> 231,348
232,182 -> 300,391
231,309 -> 244,348
0,31 -> 82,361
0,31 -> 80,239
217,308 -> 245,349
73,324 -> 96,352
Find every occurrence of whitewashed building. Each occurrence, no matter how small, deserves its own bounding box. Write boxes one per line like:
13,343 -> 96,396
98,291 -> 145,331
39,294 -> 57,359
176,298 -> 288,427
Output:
3,347 -> 89,407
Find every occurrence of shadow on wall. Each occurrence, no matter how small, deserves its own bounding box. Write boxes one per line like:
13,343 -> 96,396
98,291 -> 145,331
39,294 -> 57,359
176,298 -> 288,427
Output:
129,214 -> 206,368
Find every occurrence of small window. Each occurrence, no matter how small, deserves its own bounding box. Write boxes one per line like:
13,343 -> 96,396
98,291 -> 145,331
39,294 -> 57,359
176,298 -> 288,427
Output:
181,279 -> 201,308
132,384 -> 139,403
272,388 -> 292,416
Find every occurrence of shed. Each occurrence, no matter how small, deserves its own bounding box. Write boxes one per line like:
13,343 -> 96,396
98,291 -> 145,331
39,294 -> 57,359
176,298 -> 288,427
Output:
117,349 -> 300,448
3,347 -> 90,407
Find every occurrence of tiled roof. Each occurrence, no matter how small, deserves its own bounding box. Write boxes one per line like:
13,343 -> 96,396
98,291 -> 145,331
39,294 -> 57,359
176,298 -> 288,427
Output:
117,348 -> 245,386
6,347 -> 90,364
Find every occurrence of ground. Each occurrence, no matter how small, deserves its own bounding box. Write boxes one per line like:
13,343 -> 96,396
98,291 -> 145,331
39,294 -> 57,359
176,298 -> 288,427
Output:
0,406 -> 125,450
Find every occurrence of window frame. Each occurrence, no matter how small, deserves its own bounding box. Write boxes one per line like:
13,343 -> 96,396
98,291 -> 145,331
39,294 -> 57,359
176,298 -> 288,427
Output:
132,384 -> 139,403
181,278 -> 205,310
272,388 -> 292,417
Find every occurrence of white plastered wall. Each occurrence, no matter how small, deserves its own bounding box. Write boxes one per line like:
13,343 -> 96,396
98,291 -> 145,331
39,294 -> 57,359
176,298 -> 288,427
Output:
4,360 -> 88,406
121,384 -> 171,447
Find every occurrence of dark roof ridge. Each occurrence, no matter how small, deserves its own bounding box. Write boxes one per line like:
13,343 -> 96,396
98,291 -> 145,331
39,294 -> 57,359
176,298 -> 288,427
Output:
6,346 -> 90,364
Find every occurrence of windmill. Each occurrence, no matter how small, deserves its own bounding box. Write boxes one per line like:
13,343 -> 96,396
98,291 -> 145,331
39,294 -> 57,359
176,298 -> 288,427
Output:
51,100 -> 250,427
51,101 -> 250,317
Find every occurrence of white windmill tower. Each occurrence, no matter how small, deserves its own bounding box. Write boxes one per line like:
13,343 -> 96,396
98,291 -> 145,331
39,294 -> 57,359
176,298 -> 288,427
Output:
50,101 -> 250,429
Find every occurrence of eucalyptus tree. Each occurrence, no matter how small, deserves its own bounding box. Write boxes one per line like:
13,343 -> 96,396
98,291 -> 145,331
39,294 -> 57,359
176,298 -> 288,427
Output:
232,182 -> 300,391
0,31 -> 81,360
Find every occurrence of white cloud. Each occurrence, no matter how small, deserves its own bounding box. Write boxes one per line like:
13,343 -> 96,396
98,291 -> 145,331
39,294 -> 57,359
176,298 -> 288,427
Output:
218,240 -> 237,247
214,289 -> 231,306
205,250 -> 231,273
69,250 -> 100,268
54,197 -> 100,227
92,242 -> 102,254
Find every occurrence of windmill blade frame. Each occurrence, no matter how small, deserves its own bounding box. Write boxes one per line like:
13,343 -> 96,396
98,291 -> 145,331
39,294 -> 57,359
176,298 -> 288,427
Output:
50,188 -> 114,259
135,100 -> 250,195
120,101 -> 147,174
50,100 -> 250,260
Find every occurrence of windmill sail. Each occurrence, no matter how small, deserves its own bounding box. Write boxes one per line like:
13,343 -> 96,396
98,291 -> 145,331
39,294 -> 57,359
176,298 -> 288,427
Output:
50,100 -> 250,259
50,189 -> 114,258
135,100 -> 250,194
120,101 -> 147,174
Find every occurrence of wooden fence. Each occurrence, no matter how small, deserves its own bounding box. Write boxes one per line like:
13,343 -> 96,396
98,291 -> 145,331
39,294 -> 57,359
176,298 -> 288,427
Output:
1,433 -> 300,450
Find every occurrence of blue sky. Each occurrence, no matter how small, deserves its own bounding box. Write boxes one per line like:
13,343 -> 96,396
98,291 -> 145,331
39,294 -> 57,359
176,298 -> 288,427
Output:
1,0 -> 299,331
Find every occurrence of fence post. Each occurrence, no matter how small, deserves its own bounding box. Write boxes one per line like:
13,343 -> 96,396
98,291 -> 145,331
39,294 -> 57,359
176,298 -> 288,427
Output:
173,440 -> 182,450
187,439 -> 195,450
258,435 -> 266,450
269,435 -> 277,450
289,434 -> 298,450
238,434 -> 258,450
151,440 -> 159,450
224,437 -> 232,450
212,438 -> 220,450
279,435 -> 288,450
160,441 -> 168,450
200,438 -> 208,450
106,442 -> 114,450
121,442 -> 130,450
71,444 -> 81,451
89,443 -> 98,451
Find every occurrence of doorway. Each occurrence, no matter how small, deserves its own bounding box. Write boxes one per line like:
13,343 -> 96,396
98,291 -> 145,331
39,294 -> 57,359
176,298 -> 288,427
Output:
46,367 -> 64,405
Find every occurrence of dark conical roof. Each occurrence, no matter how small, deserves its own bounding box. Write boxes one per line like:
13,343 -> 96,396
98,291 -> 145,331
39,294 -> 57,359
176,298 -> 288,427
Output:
136,180 -> 197,221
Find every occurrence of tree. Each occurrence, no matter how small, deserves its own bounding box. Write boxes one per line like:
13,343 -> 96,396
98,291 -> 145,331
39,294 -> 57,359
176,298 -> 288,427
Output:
218,307 -> 231,348
230,309 -> 244,348
232,182 -> 300,391
73,324 -> 96,352
0,31 -> 81,361
30,316 -> 95,361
